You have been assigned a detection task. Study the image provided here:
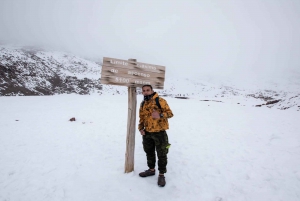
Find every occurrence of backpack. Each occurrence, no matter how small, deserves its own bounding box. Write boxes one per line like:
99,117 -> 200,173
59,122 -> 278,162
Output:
140,97 -> 162,110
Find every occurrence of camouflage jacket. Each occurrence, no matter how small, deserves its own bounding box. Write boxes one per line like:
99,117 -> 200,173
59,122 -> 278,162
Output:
138,92 -> 174,132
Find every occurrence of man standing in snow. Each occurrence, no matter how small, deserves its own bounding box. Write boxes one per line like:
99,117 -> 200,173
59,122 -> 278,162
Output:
138,84 -> 174,187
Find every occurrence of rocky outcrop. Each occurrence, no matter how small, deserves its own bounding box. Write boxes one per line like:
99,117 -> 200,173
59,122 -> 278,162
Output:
0,46 -> 101,96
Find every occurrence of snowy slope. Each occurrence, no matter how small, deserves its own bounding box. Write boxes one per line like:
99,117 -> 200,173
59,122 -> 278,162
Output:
157,77 -> 300,112
0,94 -> 299,201
0,45 -> 101,95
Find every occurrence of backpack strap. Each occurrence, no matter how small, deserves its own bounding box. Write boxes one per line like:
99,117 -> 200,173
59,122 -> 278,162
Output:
155,97 -> 162,110
140,101 -> 145,108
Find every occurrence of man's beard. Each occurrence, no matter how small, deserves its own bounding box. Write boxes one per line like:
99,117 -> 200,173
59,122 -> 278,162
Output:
144,92 -> 156,101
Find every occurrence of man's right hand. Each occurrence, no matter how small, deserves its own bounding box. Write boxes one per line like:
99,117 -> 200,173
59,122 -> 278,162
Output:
140,130 -> 145,135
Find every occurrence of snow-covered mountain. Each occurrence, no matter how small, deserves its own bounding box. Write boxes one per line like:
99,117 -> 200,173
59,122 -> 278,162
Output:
1,45 -> 299,111
157,76 -> 300,111
0,45 -> 102,95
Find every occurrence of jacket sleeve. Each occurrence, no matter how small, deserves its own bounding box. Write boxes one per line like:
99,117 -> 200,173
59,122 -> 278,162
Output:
160,98 -> 174,119
138,104 -> 144,131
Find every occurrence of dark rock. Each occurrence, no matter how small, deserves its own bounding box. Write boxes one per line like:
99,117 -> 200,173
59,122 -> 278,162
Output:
175,97 -> 189,99
200,100 -> 223,103
266,100 -> 281,105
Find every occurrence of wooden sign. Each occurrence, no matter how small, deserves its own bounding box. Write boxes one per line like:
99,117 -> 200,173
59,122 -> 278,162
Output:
101,57 -> 165,89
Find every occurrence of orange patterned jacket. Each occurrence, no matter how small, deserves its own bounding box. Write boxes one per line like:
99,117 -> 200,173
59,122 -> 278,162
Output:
138,92 -> 174,132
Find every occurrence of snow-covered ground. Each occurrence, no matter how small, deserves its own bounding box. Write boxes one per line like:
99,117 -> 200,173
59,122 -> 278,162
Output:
1,94 -> 300,201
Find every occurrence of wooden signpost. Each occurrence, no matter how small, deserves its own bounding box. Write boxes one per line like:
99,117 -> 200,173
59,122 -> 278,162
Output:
100,57 -> 166,173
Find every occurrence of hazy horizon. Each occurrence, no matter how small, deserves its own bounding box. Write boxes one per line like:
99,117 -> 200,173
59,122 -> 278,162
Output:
1,0 -> 300,80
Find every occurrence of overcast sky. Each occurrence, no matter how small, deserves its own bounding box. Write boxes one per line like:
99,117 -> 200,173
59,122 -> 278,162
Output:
1,0 -> 300,80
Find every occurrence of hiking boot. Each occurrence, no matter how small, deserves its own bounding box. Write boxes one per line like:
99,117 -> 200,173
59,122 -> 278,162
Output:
157,175 -> 166,187
139,169 -> 155,177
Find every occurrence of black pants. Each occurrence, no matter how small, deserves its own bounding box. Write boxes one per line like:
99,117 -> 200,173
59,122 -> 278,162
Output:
142,131 -> 170,174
